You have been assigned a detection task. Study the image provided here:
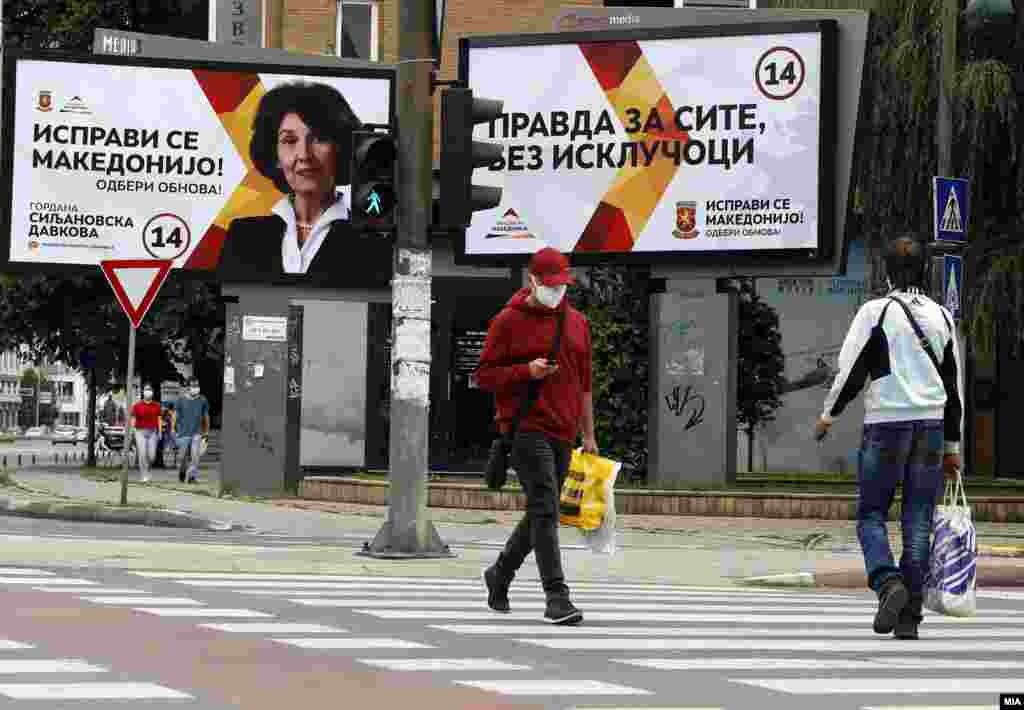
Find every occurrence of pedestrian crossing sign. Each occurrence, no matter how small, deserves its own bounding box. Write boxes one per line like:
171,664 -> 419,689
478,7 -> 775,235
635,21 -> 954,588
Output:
943,254 -> 963,322
934,177 -> 969,243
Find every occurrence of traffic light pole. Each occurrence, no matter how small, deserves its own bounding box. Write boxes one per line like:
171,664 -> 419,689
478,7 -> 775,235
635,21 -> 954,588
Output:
361,0 -> 450,558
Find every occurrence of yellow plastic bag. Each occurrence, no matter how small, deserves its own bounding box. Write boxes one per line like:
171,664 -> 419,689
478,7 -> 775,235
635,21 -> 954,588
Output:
559,449 -> 620,532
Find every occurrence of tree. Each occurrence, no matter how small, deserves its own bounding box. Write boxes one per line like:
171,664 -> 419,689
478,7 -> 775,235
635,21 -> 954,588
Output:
729,279 -> 785,473
572,266 -> 650,477
770,0 -> 1022,360
3,0 -> 208,51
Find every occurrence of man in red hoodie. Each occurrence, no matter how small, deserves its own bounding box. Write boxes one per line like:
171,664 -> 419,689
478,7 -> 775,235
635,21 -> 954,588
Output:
477,247 -> 597,625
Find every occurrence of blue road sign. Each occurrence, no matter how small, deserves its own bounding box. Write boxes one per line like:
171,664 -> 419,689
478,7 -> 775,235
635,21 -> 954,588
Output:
934,177 -> 969,243
943,254 -> 963,322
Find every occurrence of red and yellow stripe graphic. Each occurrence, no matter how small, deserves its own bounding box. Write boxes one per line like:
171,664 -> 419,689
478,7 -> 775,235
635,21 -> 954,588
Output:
185,71 -> 284,270
574,42 -> 689,253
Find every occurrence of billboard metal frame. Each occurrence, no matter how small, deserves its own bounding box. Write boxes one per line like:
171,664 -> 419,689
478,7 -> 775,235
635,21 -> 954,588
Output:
453,20 -> 838,270
0,47 -> 396,281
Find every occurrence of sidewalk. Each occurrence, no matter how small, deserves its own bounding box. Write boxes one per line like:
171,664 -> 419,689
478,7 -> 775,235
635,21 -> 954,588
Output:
2,465 -> 1022,588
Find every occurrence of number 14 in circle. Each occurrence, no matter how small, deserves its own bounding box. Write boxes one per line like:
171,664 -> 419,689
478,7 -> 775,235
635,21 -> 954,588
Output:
142,213 -> 191,260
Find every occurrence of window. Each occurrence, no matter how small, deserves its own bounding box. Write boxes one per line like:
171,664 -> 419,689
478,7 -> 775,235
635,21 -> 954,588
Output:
336,1 -> 378,61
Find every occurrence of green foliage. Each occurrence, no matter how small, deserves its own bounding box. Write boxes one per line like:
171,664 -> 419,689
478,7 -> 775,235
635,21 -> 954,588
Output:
572,267 -> 649,474
955,59 -> 1017,127
3,0 -> 207,51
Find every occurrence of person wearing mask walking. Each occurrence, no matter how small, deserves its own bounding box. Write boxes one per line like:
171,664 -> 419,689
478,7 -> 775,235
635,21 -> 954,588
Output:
173,379 -> 210,484
476,246 -> 597,625
130,385 -> 162,483
815,233 -> 962,640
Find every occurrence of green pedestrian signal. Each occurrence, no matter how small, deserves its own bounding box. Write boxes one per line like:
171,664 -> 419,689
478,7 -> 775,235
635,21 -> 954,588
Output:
350,130 -> 397,233
367,190 -> 383,216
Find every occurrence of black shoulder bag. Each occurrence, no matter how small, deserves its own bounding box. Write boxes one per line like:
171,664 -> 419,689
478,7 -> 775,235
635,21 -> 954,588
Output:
484,308 -> 566,490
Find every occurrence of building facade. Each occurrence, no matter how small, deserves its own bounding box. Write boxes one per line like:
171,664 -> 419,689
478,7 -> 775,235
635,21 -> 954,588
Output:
0,351 -> 21,431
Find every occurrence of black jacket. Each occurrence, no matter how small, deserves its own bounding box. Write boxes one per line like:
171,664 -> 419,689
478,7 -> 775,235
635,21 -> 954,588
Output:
217,215 -> 392,288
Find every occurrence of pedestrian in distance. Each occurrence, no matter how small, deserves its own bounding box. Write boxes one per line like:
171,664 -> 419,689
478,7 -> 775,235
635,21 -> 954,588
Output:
815,232 -> 963,640
173,379 -> 210,484
476,246 -> 598,625
129,385 -> 162,483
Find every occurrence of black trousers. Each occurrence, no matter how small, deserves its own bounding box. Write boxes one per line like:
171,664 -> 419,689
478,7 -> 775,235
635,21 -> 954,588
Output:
494,431 -> 572,598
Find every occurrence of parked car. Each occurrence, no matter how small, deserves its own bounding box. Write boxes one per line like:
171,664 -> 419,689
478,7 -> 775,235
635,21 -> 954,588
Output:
24,427 -> 45,439
75,428 -> 89,443
52,426 -> 79,446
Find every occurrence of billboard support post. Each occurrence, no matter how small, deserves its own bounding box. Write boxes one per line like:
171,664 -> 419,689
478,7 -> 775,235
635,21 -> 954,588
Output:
120,323 -> 136,506
361,0 -> 451,559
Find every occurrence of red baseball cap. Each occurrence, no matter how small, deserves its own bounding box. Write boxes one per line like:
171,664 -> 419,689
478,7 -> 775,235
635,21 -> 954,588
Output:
528,247 -> 575,287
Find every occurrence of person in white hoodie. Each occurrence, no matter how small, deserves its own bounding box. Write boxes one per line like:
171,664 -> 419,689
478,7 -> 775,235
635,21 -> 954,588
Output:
815,233 -> 962,641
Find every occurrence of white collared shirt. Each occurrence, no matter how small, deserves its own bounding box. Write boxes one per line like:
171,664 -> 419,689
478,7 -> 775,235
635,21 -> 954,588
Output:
274,190 -> 350,274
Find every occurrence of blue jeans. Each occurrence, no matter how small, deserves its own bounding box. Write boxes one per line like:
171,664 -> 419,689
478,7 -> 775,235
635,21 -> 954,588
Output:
857,421 -> 944,605
176,434 -> 203,479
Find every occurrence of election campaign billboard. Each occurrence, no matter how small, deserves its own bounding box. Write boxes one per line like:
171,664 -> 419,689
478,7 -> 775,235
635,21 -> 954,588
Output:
0,50 -> 395,288
456,21 -> 838,267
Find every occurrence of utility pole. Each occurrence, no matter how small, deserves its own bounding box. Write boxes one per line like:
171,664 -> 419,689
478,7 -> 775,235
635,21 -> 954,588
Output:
362,0 -> 450,558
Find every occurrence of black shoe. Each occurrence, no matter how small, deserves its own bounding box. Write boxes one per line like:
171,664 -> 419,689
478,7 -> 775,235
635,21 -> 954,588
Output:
873,578 -> 909,635
545,597 -> 583,625
894,609 -> 919,640
178,471 -> 186,483
482,566 -> 510,614
187,477 -> 197,484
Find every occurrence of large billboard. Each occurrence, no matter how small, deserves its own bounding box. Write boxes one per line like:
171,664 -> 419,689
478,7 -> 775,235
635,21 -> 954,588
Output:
457,21 -> 837,267
0,50 -> 395,287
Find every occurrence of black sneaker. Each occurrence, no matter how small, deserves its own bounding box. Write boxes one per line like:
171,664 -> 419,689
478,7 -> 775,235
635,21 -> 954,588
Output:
873,578 -> 909,635
894,608 -> 920,640
545,597 -> 583,625
482,566 -> 510,614
187,477 -> 198,484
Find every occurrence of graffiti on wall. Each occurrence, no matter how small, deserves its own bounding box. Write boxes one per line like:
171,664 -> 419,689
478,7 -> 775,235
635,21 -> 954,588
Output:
665,384 -> 705,430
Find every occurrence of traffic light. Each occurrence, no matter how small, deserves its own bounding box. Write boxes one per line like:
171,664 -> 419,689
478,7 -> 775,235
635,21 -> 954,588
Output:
964,0 -> 1016,26
350,130 -> 397,232
438,88 -> 504,229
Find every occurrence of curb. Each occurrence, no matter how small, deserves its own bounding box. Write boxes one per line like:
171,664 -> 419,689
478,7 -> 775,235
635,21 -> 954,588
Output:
0,496 -> 234,532
742,561 -> 1024,589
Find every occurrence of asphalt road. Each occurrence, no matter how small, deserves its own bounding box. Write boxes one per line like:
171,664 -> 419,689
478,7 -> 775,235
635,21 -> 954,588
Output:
0,562 -> 1021,709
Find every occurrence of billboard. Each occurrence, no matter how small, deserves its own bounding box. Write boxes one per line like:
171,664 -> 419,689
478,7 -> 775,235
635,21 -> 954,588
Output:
457,21 -> 837,267
0,50 -> 395,288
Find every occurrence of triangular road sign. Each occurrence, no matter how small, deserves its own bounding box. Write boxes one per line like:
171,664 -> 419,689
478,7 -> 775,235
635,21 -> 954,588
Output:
941,187 -> 963,233
100,259 -> 173,329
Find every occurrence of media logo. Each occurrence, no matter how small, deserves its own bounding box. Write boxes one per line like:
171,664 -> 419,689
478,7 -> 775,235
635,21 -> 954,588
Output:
60,96 -> 92,115
486,208 -> 535,240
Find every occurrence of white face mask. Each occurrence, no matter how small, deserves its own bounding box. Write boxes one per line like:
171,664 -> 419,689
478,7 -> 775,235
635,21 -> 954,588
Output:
531,277 -> 567,309
143,389 -> 153,400
188,386 -> 200,398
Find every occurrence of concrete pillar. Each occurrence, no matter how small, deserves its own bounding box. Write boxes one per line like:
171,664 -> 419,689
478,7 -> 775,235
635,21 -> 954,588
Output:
648,279 -> 738,487
221,285 -> 291,497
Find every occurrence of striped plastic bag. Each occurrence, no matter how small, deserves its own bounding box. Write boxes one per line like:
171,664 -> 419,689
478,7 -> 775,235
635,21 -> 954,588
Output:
923,473 -> 977,617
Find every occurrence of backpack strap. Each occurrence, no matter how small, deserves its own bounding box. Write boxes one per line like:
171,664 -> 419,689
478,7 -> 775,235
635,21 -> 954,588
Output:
508,307 -> 566,440
888,296 -> 944,378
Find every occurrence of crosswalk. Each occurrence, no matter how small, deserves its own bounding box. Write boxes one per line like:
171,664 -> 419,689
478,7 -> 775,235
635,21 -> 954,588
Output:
0,568 -> 193,702
1,565 -> 1021,709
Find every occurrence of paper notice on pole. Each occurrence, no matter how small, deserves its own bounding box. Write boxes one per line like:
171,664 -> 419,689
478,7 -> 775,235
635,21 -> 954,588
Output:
224,366 -> 235,394
242,316 -> 287,342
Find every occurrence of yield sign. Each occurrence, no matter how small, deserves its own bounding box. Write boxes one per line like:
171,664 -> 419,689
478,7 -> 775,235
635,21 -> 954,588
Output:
100,259 -> 173,329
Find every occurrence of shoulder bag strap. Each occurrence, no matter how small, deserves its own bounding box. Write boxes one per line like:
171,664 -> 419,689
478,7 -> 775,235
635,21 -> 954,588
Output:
888,297 -> 944,378
509,308 -> 566,439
